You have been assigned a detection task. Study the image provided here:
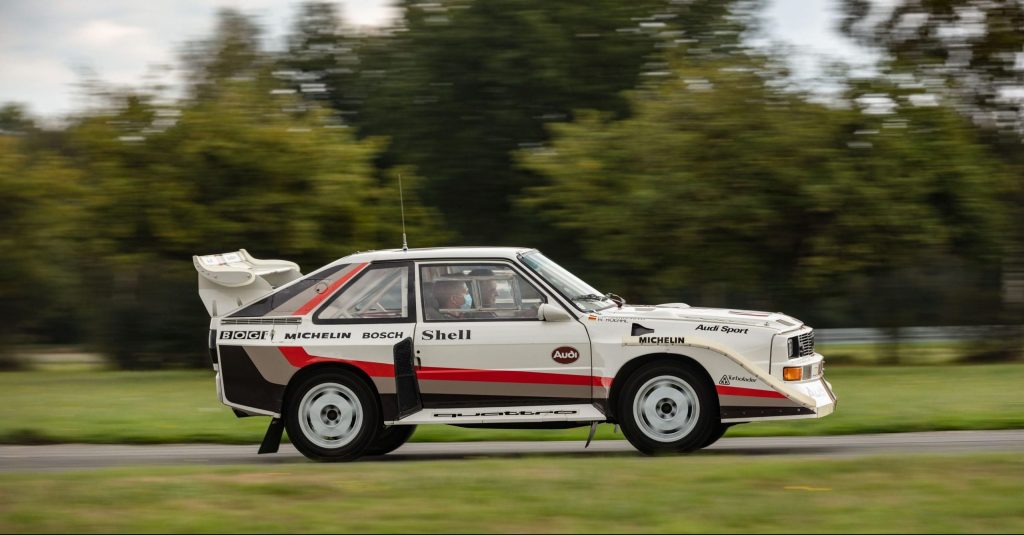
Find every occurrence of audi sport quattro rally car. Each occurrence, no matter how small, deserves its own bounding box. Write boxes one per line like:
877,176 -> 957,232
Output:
195,247 -> 836,461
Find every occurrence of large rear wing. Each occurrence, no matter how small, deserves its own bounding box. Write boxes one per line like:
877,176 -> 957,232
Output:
193,249 -> 302,317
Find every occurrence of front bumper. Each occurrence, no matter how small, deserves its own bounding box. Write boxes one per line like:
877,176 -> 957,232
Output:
721,351 -> 837,423
790,376 -> 837,418
777,351 -> 836,417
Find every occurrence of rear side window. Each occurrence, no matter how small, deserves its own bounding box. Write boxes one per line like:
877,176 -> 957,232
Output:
229,263 -> 363,318
315,265 -> 410,322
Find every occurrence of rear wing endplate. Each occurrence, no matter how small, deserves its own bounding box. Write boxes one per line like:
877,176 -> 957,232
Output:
193,249 -> 302,317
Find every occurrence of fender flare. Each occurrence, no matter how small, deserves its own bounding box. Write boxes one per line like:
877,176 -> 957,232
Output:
607,338 -> 815,419
672,336 -> 816,409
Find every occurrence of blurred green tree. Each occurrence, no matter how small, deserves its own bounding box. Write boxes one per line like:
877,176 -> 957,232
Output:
840,0 -> 1024,354
2,1 -> 1019,369
840,0 -> 1024,139
181,8 -> 269,103
57,9 -> 447,368
519,57 -> 1013,333
0,133 -> 84,360
277,2 -> 363,122
65,88 -> 444,367
0,104 -> 37,135
353,0 -> 744,245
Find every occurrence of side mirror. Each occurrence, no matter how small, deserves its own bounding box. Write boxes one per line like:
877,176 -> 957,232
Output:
538,303 -> 573,322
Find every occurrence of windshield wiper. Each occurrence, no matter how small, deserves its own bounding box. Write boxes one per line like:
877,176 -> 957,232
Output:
605,292 -> 625,308
572,293 -> 608,301
573,292 -> 625,308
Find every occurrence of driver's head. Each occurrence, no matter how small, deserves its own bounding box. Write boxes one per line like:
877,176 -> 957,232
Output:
433,280 -> 468,310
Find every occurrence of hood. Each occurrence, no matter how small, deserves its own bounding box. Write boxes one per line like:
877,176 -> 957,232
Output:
591,304 -> 805,333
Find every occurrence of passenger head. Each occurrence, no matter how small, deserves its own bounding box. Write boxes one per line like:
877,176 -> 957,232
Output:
469,268 -> 497,308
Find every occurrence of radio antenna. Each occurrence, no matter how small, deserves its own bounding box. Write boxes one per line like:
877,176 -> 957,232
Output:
399,173 -> 409,251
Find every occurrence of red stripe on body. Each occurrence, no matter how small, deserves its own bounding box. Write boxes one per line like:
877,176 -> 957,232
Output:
417,367 -> 607,387
279,346 -> 395,377
292,262 -> 368,316
716,385 -> 787,399
278,346 -> 611,386
278,347 -> 779,397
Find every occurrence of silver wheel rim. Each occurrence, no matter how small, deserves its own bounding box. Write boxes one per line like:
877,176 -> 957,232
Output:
298,382 -> 363,449
633,375 -> 700,442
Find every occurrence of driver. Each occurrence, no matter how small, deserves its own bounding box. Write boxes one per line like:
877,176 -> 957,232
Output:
432,280 -> 470,319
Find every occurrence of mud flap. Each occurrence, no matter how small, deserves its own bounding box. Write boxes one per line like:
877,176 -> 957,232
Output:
584,421 -> 599,448
257,417 -> 285,454
394,337 -> 423,419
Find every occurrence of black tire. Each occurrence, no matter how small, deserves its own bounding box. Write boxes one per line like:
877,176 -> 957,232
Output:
364,425 -> 417,456
701,422 -> 733,448
617,361 -> 718,455
285,371 -> 380,462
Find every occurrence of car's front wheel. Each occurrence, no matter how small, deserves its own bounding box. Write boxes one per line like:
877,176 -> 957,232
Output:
364,425 -> 417,456
618,362 -> 717,455
285,371 -> 380,462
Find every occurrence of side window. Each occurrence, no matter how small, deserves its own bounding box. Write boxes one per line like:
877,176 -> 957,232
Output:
315,265 -> 409,321
419,263 -> 547,322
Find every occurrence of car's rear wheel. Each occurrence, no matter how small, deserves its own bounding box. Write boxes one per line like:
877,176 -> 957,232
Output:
364,425 -> 417,456
285,371 -> 379,462
618,362 -> 717,454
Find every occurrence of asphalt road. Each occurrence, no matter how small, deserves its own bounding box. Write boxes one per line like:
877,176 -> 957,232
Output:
1,430 -> 1022,472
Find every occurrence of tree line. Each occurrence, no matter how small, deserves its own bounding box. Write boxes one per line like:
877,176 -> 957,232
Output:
1,0 -> 1021,367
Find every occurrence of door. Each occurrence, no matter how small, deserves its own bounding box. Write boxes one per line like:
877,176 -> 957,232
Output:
414,260 -> 593,408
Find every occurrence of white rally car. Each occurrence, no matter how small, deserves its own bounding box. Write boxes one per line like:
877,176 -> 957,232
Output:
195,247 -> 836,461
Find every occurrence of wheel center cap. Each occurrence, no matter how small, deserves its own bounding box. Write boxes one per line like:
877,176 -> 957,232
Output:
658,399 -> 677,418
322,406 -> 341,424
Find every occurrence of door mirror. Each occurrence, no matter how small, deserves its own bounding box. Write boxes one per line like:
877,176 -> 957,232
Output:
538,303 -> 573,322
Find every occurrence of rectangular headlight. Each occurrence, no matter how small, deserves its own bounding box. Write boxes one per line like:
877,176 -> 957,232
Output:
787,336 -> 798,359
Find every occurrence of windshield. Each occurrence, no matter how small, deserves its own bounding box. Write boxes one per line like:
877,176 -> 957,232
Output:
519,251 -> 616,312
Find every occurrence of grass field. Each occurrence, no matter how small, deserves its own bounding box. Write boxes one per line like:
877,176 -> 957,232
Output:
1,454 -> 1021,533
0,361 -> 1022,445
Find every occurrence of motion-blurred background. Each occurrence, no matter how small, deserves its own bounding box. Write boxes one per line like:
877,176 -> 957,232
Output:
2,0 -> 1023,369
3,5 -> 1024,532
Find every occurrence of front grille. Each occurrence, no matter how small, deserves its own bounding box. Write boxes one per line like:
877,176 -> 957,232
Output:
796,330 -> 815,357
